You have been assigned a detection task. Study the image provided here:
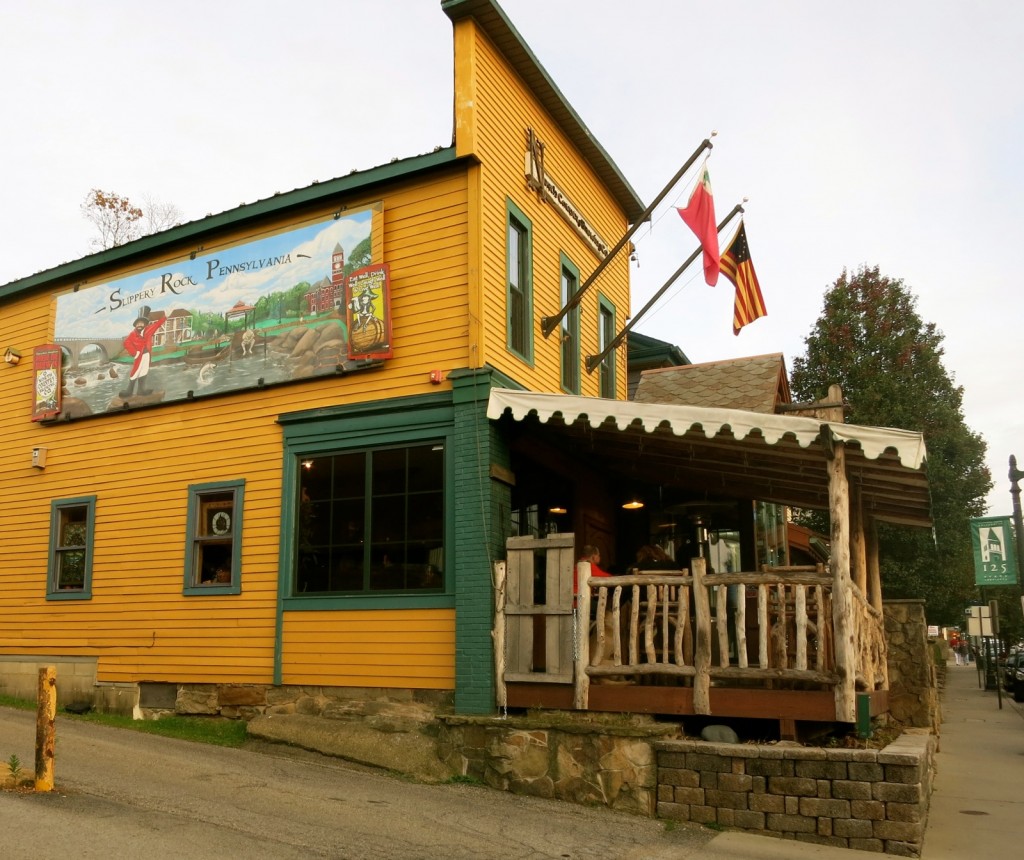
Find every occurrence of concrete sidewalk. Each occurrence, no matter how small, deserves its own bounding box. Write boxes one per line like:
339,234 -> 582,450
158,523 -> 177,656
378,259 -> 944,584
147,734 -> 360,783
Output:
916,660 -> 1024,858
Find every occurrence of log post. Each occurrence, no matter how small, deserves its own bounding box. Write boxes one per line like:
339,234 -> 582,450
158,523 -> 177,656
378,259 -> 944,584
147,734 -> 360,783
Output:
828,435 -> 858,722
850,484 -> 868,593
691,556 -> 712,714
35,666 -> 56,792
867,518 -> 883,613
573,561 -> 590,709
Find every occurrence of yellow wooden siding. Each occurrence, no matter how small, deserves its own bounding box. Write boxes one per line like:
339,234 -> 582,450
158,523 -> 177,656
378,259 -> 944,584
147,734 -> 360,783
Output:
0,168 -> 468,689
280,609 -> 455,688
455,25 -> 630,399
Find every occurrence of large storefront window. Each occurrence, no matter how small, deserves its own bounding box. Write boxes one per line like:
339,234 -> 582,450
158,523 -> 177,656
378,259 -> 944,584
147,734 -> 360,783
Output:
295,442 -> 444,594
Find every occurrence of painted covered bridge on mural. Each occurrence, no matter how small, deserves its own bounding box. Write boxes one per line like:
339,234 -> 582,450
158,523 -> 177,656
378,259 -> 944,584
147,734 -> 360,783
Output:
486,382 -> 931,739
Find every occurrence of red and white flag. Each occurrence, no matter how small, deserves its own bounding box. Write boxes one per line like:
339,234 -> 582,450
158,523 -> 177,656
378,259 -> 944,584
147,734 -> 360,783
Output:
676,164 -> 719,286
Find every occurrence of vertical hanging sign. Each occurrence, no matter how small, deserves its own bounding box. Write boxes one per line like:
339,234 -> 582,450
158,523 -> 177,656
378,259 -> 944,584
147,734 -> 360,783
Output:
345,263 -> 393,360
971,516 -> 1018,586
31,344 -> 63,422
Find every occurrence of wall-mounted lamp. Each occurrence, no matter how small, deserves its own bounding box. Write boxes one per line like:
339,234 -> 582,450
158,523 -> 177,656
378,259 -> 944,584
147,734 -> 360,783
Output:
4,347 -> 21,366
622,497 -> 645,510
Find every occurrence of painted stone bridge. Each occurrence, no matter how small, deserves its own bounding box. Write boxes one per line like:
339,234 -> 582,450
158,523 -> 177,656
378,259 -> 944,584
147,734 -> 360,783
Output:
56,338 -> 127,369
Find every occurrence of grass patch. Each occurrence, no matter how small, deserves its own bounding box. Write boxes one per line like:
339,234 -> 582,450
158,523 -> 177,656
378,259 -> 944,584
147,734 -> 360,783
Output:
443,773 -> 484,786
0,694 -> 247,747
69,712 -> 248,747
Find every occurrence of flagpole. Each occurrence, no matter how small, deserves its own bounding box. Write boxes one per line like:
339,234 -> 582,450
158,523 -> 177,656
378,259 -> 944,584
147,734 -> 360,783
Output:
540,134 -> 716,339
584,203 -> 744,375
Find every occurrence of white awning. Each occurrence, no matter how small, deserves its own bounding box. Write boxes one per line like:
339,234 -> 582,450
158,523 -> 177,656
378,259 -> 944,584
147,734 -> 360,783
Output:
487,388 -> 931,527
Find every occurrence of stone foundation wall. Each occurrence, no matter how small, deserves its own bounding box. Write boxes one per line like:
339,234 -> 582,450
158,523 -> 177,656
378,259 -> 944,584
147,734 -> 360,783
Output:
884,599 -> 940,730
655,731 -> 936,856
168,683 -> 454,726
437,714 -> 681,815
0,656 -> 97,706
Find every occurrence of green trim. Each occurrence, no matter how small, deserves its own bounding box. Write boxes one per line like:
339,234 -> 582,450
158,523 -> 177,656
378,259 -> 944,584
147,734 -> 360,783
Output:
626,330 -> 691,367
2,148 -> 462,296
597,293 -> 617,398
505,197 -> 534,364
451,369 -> 506,713
274,393 -> 457,685
46,495 -> 96,601
183,479 -> 245,596
559,252 -> 581,395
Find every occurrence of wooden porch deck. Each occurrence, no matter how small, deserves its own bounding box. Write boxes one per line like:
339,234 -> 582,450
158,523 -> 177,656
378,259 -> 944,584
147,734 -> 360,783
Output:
494,534 -> 888,738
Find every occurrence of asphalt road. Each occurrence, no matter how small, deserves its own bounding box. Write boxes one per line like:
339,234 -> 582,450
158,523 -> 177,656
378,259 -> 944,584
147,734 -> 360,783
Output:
0,706 -> 714,860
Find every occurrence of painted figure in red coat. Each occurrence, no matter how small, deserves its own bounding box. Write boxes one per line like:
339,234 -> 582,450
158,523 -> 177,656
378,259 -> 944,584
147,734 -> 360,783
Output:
119,311 -> 166,398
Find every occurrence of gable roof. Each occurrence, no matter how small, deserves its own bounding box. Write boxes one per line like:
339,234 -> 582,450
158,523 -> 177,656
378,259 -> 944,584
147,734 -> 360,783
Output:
634,353 -> 791,414
1,148 -> 463,299
442,0 -> 644,223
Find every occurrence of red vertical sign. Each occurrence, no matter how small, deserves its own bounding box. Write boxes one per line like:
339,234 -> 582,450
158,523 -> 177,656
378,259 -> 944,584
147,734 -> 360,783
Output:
31,344 -> 63,422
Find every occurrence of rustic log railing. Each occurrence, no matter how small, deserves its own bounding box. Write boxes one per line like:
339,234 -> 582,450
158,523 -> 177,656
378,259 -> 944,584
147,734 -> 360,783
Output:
495,537 -> 888,723
575,557 -> 842,714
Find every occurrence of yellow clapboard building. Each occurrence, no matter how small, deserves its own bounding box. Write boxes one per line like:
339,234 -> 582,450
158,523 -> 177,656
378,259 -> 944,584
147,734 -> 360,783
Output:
0,0 -> 643,717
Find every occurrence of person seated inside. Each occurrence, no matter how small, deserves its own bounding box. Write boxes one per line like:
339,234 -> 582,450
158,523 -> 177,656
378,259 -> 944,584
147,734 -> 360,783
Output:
632,544 -> 681,573
578,544 -> 612,578
576,544 -> 614,617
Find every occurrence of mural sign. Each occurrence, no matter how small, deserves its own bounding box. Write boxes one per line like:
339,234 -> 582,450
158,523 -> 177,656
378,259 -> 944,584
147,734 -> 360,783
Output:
48,208 -> 386,418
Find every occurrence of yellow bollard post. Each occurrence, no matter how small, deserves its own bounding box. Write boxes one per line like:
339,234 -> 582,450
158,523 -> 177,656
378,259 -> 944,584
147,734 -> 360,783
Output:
34,666 -> 56,792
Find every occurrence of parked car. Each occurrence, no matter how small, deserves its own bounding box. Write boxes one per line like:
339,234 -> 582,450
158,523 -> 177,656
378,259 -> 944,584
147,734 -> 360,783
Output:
1001,651 -> 1024,702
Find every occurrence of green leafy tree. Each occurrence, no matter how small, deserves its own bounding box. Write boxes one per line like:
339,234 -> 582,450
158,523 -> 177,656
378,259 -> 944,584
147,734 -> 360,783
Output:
345,237 -> 372,275
790,266 -> 991,624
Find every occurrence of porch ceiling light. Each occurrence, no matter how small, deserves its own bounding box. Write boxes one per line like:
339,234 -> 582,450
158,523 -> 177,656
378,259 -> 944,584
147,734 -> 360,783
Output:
548,505 -> 568,515
622,498 -> 644,510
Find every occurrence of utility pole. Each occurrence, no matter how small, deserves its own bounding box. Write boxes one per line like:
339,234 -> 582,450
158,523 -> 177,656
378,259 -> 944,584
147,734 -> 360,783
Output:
1009,455 -> 1024,587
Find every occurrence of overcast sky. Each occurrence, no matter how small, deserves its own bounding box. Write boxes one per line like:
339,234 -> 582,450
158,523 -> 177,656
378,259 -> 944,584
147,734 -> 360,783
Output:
2,1 -> 1020,516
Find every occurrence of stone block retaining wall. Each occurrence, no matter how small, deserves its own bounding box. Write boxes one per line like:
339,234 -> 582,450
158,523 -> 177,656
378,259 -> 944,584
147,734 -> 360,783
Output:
655,731 -> 937,856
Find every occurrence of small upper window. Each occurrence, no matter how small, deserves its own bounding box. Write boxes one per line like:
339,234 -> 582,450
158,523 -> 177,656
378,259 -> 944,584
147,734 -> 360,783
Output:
598,298 -> 616,399
47,496 -> 96,600
560,255 -> 580,394
506,199 -> 533,360
184,480 -> 244,595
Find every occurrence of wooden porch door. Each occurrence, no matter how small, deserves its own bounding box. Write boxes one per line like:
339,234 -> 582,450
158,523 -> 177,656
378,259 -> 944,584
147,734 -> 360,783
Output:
502,534 -> 576,685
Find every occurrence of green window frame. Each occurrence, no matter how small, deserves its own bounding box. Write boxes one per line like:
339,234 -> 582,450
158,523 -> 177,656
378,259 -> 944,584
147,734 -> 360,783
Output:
183,479 -> 244,595
559,253 -> 580,394
278,393 -> 455,612
47,496 -> 96,600
598,295 -> 616,399
506,198 -> 533,361
293,441 -> 445,597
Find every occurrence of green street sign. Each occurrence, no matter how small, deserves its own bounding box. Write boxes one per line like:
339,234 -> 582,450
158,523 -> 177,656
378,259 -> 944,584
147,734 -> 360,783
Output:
971,516 -> 1018,586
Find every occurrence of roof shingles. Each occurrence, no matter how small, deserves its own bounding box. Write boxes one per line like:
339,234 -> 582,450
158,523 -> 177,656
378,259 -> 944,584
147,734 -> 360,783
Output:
633,353 -> 790,413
